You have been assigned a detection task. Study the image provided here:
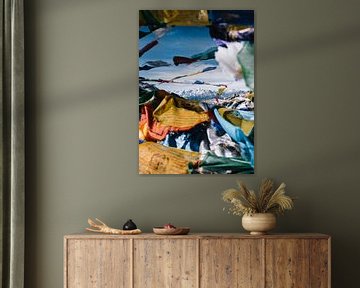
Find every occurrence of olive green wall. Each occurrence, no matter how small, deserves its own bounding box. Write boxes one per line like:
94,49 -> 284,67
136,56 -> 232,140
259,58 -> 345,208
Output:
24,0 -> 360,287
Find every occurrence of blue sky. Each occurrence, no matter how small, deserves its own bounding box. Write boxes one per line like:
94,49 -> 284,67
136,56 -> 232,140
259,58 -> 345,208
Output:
139,26 -> 215,65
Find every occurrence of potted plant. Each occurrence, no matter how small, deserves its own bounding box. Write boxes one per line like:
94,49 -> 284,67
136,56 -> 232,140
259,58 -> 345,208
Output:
222,179 -> 294,235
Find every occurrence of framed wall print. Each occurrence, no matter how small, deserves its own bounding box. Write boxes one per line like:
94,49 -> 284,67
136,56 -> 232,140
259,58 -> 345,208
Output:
139,10 -> 254,174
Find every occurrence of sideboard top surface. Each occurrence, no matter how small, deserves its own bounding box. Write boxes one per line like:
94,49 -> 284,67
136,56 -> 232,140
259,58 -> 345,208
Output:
64,232 -> 330,240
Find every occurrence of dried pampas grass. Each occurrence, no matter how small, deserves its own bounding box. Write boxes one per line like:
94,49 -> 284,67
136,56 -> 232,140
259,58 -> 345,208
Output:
222,179 -> 294,216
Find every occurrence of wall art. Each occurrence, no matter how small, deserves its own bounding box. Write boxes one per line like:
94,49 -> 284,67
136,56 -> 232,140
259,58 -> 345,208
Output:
139,10 -> 254,174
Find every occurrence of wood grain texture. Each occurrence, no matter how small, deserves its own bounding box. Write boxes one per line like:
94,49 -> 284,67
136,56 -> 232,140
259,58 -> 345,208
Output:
66,239 -> 131,288
64,239 -> 68,288
65,233 -> 330,240
200,239 -> 264,288
133,239 -> 197,288
310,239 -> 330,288
64,234 -> 330,288
265,239 -> 310,288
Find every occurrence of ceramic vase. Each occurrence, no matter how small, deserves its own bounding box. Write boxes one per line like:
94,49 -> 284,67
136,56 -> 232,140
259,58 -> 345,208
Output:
242,213 -> 276,235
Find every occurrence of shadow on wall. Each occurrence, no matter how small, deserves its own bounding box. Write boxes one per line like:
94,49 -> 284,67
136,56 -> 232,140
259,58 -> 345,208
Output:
42,78 -> 133,112
260,23 -> 360,62
41,23 -> 360,112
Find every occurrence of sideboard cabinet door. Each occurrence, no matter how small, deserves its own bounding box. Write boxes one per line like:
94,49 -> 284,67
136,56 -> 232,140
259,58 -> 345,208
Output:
309,239 -> 330,288
200,239 -> 264,288
134,239 -> 198,288
266,239 -> 309,288
66,239 -> 131,288
265,239 -> 330,288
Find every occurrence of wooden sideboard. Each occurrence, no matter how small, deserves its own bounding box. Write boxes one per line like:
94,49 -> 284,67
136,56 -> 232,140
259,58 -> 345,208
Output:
64,233 -> 330,288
